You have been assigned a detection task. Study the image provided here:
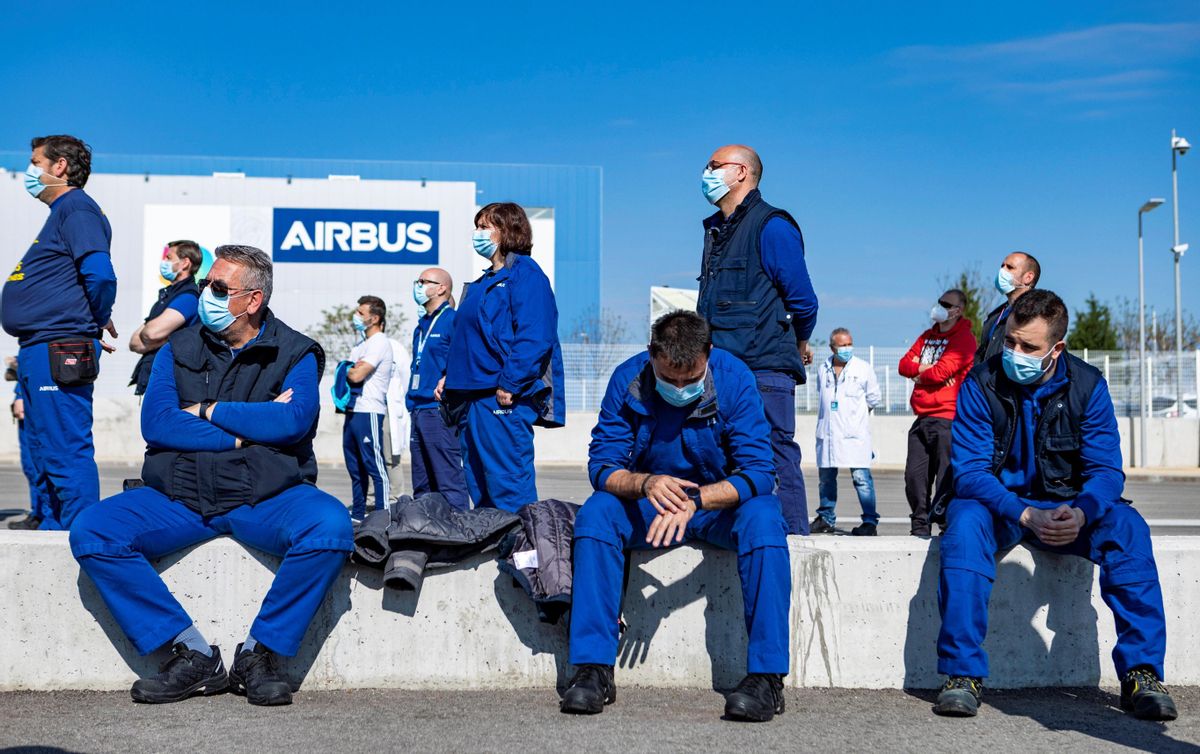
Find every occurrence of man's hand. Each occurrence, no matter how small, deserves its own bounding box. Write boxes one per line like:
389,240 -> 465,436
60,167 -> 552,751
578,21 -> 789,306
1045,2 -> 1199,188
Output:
274,389 -> 293,404
642,474 -> 698,515
646,504 -> 697,548
799,340 -> 814,366
11,398 -> 24,421
100,319 -> 118,354
496,387 -> 515,407
182,403 -> 201,417
434,376 -> 446,402
1020,504 -> 1086,547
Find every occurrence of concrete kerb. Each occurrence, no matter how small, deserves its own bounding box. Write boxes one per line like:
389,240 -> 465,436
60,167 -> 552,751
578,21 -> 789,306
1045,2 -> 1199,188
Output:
1,532 -> 1196,691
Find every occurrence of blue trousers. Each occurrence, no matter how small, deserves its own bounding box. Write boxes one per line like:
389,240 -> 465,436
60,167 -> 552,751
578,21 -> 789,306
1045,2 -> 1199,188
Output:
569,491 -> 792,674
937,497 -> 1166,680
459,394 -> 538,512
816,467 -> 878,526
343,411 -> 390,519
755,370 -> 807,535
70,484 -> 353,657
18,418 -> 51,521
411,407 -> 469,510
18,341 -> 100,530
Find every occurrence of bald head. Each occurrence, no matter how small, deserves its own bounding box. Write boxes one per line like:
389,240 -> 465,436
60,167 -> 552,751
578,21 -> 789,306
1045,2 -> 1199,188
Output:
419,267 -> 453,311
711,144 -> 762,183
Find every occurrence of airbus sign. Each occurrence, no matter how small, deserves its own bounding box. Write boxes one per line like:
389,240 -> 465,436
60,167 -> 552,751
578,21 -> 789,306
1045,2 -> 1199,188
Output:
272,208 -> 439,264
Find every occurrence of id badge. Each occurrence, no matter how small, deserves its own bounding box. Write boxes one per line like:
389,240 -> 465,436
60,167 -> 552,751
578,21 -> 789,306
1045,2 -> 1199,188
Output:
411,374 -> 420,391
831,401 -> 839,411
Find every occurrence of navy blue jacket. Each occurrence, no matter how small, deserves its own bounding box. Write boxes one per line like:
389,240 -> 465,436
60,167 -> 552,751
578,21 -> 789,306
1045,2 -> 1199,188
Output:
698,189 -> 818,382
445,254 -> 565,428
407,302 -> 456,411
588,348 -> 776,504
951,352 -> 1123,525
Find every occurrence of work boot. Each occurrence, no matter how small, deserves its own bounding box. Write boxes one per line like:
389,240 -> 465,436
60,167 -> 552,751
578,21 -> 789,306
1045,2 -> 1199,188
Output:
7,515 -> 41,530
560,664 -> 615,714
1121,666 -> 1178,721
130,644 -> 228,704
229,642 -> 293,706
810,516 -> 836,534
724,673 -> 785,722
932,676 -> 982,717
850,523 -> 877,536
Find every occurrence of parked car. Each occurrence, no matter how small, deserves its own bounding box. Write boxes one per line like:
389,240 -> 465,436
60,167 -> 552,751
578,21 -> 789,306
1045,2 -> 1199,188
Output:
1151,394 -> 1198,418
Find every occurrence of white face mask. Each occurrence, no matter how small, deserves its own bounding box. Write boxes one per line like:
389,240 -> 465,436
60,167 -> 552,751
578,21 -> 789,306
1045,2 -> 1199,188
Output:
930,304 -> 949,324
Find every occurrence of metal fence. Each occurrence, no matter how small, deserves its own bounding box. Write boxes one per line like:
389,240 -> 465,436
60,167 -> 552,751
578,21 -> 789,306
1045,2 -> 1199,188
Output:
561,344 -> 1200,417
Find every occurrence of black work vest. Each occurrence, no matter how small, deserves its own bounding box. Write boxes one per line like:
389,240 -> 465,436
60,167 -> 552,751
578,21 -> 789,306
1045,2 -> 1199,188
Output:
140,312 -> 325,517
129,276 -> 200,395
972,352 -> 1102,501
697,190 -> 806,381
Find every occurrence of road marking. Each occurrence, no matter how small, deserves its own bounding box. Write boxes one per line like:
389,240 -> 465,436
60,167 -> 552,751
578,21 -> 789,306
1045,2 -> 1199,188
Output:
874,517 -> 1200,527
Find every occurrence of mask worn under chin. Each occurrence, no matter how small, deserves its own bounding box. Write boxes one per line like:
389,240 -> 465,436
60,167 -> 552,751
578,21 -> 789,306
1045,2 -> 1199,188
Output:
701,168 -> 730,205
1002,345 -> 1057,385
930,304 -> 949,324
473,230 -> 498,260
159,259 -> 178,282
413,281 -> 431,306
199,287 -> 247,333
23,164 -> 65,199
654,369 -> 706,407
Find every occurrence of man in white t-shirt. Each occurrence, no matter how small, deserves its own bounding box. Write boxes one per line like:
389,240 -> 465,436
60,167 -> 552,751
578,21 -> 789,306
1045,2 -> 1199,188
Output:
343,296 -> 394,520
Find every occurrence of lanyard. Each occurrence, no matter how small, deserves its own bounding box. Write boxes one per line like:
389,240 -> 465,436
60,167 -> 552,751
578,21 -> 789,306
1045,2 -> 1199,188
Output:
987,306 -> 1009,345
415,307 -> 448,365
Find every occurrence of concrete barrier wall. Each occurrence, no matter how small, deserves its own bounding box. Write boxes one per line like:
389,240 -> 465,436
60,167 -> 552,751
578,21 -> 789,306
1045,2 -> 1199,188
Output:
2,532 -> 1196,691
1,400 -> 1195,469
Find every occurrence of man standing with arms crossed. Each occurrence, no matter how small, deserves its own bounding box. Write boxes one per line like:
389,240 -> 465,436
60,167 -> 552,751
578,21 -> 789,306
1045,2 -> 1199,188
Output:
1,135 -> 118,530
697,144 -> 819,535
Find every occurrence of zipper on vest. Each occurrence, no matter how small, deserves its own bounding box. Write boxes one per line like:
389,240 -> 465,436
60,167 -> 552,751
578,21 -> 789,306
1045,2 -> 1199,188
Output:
717,300 -> 758,307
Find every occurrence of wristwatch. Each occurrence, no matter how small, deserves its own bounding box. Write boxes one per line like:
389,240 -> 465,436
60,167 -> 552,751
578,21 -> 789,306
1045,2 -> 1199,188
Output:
199,400 -> 216,421
687,487 -> 704,511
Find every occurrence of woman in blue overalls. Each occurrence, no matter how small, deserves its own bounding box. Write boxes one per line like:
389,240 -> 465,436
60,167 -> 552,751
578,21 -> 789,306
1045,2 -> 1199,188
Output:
440,202 -> 565,512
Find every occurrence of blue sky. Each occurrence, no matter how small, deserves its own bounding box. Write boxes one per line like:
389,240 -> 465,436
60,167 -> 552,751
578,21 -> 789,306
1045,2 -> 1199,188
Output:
2,1 -> 1198,345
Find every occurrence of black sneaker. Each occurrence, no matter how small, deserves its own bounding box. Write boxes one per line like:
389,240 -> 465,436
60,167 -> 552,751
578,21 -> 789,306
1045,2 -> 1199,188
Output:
130,643 -> 228,704
6,515 -> 41,530
810,516 -> 836,534
560,664 -> 615,714
724,673 -> 785,722
1121,666 -> 1178,721
933,676 -> 982,717
850,523 -> 877,536
229,642 -> 293,706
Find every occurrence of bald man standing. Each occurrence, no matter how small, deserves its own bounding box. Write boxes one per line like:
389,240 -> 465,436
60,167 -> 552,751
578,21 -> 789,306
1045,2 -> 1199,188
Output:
408,267 -> 468,509
697,145 -> 819,535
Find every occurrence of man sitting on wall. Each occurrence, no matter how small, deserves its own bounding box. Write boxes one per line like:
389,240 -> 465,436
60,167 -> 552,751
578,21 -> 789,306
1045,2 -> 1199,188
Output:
70,245 -> 353,707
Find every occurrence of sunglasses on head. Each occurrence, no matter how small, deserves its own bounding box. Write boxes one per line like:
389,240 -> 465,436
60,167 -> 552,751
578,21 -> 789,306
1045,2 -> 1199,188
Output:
199,278 -> 255,297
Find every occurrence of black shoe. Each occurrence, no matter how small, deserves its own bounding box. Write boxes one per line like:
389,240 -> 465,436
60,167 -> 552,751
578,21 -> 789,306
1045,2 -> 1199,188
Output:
724,673 -> 785,722
850,523 -> 877,536
560,664 -> 615,714
130,644 -> 228,704
6,515 -> 41,530
229,642 -> 293,706
933,676 -> 982,717
1121,666 -> 1178,721
810,517 -> 836,534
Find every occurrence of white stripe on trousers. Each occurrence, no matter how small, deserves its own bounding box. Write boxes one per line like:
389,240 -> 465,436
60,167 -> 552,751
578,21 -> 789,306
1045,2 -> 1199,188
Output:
369,413 -> 391,505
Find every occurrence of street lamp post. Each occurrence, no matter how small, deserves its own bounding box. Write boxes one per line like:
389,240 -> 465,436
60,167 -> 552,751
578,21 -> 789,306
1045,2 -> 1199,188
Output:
1139,198 -> 1164,466
1170,129 -> 1190,418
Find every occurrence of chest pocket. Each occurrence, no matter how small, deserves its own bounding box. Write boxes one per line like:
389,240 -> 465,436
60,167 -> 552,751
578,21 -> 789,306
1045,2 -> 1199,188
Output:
477,283 -> 514,352
1040,432 -> 1082,489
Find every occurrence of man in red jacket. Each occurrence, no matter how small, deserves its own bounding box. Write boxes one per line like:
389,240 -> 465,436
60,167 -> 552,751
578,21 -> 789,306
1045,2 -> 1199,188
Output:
898,289 -> 977,536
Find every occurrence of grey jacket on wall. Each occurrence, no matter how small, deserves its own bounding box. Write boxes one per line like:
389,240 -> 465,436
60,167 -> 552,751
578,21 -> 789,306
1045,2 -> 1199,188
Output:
498,498 -> 580,624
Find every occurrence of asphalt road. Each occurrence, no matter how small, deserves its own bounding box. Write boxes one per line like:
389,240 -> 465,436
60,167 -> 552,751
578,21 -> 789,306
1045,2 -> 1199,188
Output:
3,463 -> 1199,536
1,687 -> 1198,753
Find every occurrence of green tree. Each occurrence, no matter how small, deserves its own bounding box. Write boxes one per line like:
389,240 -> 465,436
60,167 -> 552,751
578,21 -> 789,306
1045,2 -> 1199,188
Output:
1068,293 -> 1119,350
305,302 -> 408,373
940,265 -> 998,343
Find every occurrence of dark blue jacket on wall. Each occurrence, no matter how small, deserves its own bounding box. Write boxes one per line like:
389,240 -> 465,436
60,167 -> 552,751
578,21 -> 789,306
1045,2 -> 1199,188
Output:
588,348 -> 776,504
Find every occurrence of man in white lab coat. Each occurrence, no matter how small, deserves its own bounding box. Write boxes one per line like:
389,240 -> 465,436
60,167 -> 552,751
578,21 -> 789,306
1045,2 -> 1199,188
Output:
812,328 -> 882,536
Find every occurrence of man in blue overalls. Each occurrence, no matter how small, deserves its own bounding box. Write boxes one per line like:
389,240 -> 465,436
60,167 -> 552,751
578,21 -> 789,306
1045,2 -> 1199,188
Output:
70,245 -> 353,707
1,135 -> 118,530
934,290 -> 1177,721
561,311 -> 791,722
408,267 -> 468,509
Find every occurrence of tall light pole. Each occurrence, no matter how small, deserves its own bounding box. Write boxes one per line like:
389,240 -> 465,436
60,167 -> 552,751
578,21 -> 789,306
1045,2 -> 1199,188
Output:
1170,130 -> 1190,417
1139,198 -> 1164,465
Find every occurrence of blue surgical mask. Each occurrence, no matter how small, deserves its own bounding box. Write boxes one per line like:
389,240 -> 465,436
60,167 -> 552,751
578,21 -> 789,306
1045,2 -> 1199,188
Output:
1002,345 -> 1057,385
413,280 -> 431,306
473,230 -> 497,259
199,287 -> 247,333
160,259 -> 178,282
24,164 -> 48,198
701,168 -> 730,205
996,268 -> 1019,295
836,347 -> 854,362
654,368 -> 706,407
352,314 -> 367,333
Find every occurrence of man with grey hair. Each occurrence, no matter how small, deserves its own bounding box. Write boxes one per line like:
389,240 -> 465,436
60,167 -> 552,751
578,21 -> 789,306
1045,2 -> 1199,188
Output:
697,144 -> 819,535
70,245 -> 353,707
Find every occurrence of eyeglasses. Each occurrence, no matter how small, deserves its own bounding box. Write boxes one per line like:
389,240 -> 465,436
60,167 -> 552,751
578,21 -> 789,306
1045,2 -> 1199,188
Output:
937,299 -> 960,310
414,278 -> 442,286
199,278 -> 255,297
705,160 -> 747,171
